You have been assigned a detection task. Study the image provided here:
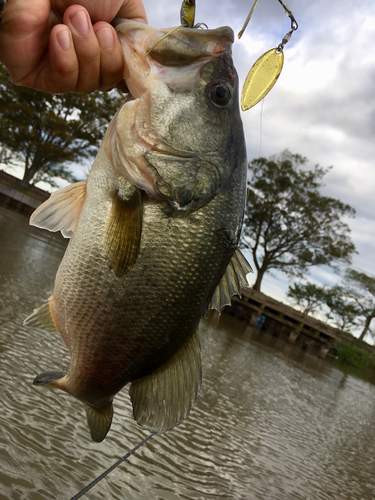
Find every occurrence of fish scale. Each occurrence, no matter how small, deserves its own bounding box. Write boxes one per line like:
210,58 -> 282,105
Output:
24,21 -> 251,442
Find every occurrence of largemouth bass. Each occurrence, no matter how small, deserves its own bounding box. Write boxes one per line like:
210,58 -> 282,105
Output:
25,20 -> 251,442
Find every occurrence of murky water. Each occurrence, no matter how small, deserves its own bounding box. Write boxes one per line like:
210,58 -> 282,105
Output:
1,205 -> 375,500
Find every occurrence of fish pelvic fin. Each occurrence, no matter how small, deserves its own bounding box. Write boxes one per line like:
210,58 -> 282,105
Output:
129,331 -> 201,433
33,371 -> 67,388
104,188 -> 143,278
30,180 -> 87,238
208,248 -> 253,312
33,370 -> 113,442
24,296 -> 59,334
84,403 -> 114,442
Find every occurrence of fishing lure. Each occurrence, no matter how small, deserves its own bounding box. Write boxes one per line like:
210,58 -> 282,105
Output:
239,0 -> 298,111
145,0 -> 208,57
180,0 -> 196,27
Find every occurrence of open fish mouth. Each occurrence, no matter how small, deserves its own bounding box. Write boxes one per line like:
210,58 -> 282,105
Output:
113,20 -> 234,98
113,20 -> 234,63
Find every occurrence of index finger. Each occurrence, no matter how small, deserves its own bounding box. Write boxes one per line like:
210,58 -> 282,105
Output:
55,0 -> 147,24
117,0 -> 147,24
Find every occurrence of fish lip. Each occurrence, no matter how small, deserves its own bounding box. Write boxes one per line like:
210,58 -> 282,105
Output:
113,19 -> 234,59
112,18 -> 234,41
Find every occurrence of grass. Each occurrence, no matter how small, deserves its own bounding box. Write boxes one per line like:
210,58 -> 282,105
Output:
337,346 -> 375,371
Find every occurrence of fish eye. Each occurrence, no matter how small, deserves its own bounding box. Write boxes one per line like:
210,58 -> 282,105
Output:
209,83 -> 232,108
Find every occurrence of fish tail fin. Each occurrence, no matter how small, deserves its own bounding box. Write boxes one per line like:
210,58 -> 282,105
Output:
84,403 -> 114,442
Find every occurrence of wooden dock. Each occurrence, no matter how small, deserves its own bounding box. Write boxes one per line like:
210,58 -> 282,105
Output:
0,170 -> 49,214
224,287 -> 374,356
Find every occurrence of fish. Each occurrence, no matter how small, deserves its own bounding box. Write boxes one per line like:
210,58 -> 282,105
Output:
24,20 -> 251,442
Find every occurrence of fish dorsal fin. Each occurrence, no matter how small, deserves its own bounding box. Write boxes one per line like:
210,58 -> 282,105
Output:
24,297 -> 59,334
84,403 -> 114,442
209,249 -> 253,312
30,180 -> 87,238
129,331 -> 201,433
104,188 -> 143,278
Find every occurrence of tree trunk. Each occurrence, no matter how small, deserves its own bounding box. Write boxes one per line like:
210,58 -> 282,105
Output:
22,149 -> 43,185
252,267 -> 266,292
22,169 -> 33,184
358,315 -> 374,341
22,163 -> 39,184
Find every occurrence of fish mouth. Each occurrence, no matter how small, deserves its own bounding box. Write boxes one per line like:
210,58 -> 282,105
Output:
113,19 -> 234,67
113,19 -> 234,155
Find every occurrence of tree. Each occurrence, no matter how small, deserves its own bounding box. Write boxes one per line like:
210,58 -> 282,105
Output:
324,285 -> 360,333
288,281 -> 360,333
241,151 -> 356,291
287,282 -> 329,315
0,64 -> 124,187
344,269 -> 375,341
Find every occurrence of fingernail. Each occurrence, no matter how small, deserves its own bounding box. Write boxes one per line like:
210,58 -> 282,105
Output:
57,29 -> 71,51
70,10 -> 90,35
97,26 -> 115,51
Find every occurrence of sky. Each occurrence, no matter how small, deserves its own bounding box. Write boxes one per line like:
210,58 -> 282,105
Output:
2,0 -> 375,336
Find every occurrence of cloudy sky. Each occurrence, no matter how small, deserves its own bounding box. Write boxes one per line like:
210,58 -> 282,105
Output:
144,0 -> 375,333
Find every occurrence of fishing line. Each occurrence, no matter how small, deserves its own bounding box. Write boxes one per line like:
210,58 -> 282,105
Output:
70,432 -> 155,500
69,317 -> 253,499
257,98 -> 265,161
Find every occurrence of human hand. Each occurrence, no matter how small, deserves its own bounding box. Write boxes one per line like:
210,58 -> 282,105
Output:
0,0 -> 147,93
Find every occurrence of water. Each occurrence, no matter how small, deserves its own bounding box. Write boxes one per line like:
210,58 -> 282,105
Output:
1,205 -> 375,500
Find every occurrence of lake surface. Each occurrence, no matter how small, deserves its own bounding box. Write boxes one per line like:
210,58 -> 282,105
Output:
1,205 -> 375,500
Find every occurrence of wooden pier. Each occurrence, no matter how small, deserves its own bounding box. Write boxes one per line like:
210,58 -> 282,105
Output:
0,170 -> 49,214
224,287 -> 374,356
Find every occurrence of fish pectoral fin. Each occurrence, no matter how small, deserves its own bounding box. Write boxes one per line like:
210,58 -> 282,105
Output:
24,297 -> 60,334
30,180 -> 87,238
84,403 -> 114,442
129,331 -> 202,433
209,248 -> 253,312
104,188 -> 143,278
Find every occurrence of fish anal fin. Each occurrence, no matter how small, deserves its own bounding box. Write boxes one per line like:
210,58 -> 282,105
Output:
104,188 -> 142,278
208,248 -> 253,312
84,403 -> 114,442
24,297 -> 59,334
30,180 -> 87,238
129,331 -> 201,433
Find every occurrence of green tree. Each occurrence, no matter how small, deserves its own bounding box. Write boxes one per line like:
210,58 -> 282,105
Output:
241,151 -> 356,291
344,269 -> 375,341
287,282 -> 328,315
288,281 -> 360,333
0,64 -> 124,187
324,285 -> 360,333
